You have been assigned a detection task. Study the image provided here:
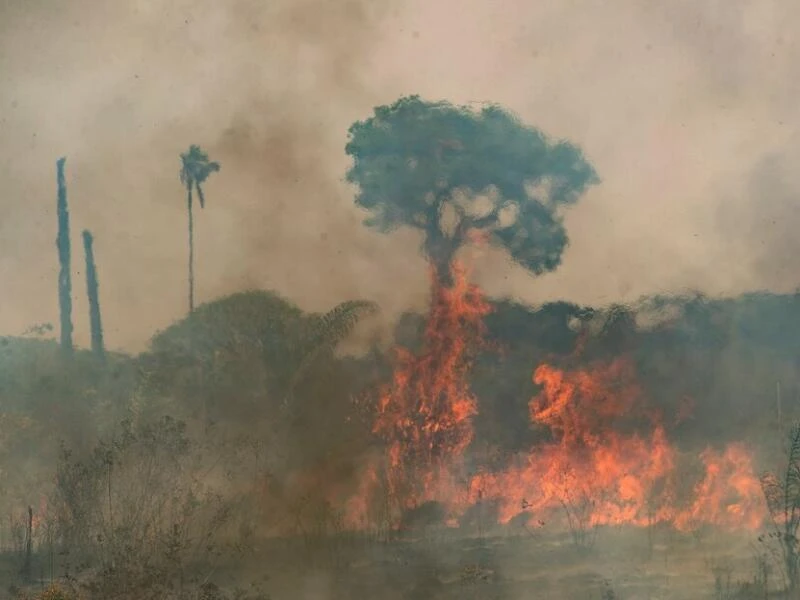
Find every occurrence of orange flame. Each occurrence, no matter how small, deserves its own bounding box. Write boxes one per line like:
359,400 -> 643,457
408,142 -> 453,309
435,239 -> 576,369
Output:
344,265 -> 766,534
470,361 -> 764,531
369,262 -> 489,516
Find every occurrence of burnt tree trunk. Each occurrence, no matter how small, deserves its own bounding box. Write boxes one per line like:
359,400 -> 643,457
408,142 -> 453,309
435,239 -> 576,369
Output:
82,230 -> 105,359
56,157 -> 73,354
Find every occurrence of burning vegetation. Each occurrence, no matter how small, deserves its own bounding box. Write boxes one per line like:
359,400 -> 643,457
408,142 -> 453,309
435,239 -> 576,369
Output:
3,94 -> 798,599
343,263 -> 766,540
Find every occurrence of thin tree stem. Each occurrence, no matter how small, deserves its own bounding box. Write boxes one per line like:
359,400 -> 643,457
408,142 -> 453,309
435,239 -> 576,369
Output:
188,185 -> 194,313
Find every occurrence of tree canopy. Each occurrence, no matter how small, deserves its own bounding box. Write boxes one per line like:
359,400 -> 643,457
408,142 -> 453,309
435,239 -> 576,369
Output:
345,95 -> 599,280
143,290 -> 377,422
179,145 -> 220,208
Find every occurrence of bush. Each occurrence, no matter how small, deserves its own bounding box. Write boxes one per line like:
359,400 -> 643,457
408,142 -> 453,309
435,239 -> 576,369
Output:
51,416 -> 237,599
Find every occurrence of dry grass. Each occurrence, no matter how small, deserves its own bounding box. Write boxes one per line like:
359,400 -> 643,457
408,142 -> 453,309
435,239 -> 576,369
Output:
1,522 -> 783,599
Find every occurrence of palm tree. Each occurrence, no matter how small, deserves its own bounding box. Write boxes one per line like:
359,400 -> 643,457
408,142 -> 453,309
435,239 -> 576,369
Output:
179,145 -> 220,313
282,299 -> 379,406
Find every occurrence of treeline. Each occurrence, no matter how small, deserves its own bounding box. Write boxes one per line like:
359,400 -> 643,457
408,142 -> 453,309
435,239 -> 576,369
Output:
3,287 -> 798,476
394,291 -> 800,454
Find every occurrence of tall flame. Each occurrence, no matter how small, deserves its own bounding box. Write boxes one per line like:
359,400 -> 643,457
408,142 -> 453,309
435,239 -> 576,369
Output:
370,262 -> 489,515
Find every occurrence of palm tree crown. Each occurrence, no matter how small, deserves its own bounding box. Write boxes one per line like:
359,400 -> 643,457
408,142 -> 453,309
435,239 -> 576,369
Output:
179,145 -> 220,208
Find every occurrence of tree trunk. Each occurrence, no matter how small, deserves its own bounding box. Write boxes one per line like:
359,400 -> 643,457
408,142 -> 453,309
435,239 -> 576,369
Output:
82,230 -> 105,360
423,197 -> 465,287
423,231 -> 459,287
787,538 -> 798,597
187,185 -> 195,313
56,157 -> 73,354
22,505 -> 32,583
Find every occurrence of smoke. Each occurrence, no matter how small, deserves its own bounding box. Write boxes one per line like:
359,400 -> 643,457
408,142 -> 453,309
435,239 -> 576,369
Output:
360,0 -> 800,306
0,0 -> 424,352
718,151 -> 800,292
1,0 -> 800,352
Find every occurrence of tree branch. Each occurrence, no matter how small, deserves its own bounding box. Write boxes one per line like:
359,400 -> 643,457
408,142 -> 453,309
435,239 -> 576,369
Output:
469,209 -> 500,230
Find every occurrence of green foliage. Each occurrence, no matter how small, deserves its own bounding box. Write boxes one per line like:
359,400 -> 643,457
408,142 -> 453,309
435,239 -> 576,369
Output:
345,95 -> 599,275
389,291 -> 800,453
179,145 -> 220,209
144,291 -> 371,412
145,291 -> 377,412
631,292 -> 800,447
0,337 -> 134,514
148,290 -> 305,363
283,299 -> 378,403
0,337 -> 133,427
139,291 -> 377,490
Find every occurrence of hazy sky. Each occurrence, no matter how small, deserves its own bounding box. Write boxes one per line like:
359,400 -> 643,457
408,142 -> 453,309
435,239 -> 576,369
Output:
1,0 -> 798,352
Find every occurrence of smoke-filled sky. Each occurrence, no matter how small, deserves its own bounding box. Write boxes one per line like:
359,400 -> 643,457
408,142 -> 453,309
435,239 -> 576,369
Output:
1,0 -> 798,352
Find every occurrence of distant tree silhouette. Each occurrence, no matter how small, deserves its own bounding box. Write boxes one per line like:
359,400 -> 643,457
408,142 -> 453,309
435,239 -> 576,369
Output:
179,145 -> 220,313
146,291 -> 378,413
141,291 -> 377,482
82,230 -> 105,360
56,157 -> 73,354
345,95 -> 598,285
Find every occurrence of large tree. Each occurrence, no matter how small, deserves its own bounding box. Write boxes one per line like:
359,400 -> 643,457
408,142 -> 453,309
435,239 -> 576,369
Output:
345,96 -> 599,284
179,145 -> 220,313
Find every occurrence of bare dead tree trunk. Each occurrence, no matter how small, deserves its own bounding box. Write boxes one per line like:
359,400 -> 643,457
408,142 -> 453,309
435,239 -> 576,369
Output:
56,158 -> 73,354
82,230 -> 105,360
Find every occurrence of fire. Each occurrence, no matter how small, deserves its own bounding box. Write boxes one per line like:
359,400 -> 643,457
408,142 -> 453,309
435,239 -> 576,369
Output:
672,444 -> 765,531
369,262 -> 489,516
470,361 -> 764,531
344,263 -> 766,535
469,360 -> 678,527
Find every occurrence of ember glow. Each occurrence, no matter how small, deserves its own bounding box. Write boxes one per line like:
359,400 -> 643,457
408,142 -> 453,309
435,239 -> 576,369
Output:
345,263 -> 766,534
